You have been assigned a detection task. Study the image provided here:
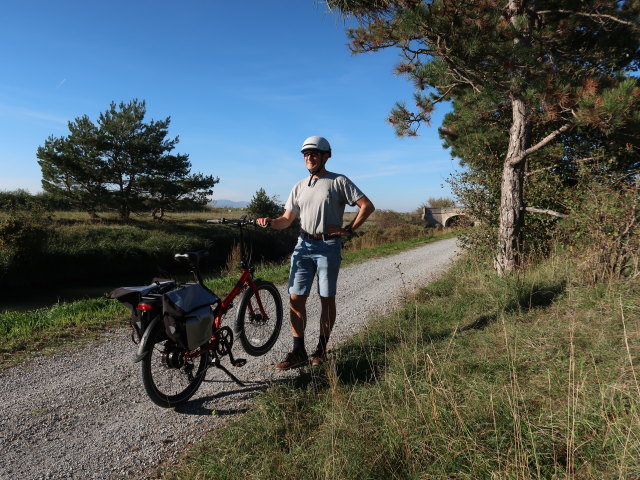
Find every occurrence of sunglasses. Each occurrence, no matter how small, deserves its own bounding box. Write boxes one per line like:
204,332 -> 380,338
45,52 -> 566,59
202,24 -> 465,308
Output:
303,150 -> 321,157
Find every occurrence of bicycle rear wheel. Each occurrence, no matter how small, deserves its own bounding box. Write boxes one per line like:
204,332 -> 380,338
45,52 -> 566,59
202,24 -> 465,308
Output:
235,280 -> 283,356
140,319 -> 209,408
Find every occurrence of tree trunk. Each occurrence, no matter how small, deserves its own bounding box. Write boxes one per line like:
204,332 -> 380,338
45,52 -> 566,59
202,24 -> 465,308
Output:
494,96 -> 530,275
151,207 -> 165,221
119,203 -> 131,221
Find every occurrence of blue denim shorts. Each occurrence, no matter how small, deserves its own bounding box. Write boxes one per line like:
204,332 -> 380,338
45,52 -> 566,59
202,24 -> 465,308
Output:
288,236 -> 342,297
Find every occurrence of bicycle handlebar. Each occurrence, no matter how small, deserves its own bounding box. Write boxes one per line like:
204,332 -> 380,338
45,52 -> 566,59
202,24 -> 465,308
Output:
207,217 -> 269,228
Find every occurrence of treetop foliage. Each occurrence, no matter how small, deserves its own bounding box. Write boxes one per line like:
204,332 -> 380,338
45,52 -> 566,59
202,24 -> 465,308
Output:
332,0 -> 640,137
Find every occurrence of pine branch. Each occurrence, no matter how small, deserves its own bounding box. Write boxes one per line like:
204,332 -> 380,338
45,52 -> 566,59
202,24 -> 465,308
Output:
440,58 -> 482,93
431,83 -> 459,103
400,37 -> 484,93
537,10 -> 638,29
403,45 -> 434,57
351,38 -> 400,53
525,155 -> 604,177
522,123 -> 572,159
524,206 -> 568,218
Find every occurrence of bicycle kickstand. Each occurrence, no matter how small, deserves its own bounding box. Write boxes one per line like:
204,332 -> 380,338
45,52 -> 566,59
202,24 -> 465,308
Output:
211,356 -> 245,386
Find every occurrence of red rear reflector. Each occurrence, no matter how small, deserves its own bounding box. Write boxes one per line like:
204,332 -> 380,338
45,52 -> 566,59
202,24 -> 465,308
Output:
137,303 -> 153,311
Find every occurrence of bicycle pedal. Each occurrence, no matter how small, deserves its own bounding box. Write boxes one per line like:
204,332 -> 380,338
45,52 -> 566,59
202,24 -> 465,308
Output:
232,358 -> 247,367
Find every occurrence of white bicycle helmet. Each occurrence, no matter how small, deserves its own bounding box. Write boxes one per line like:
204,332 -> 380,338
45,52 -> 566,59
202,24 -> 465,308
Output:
301,136 -> 331,182
301,136 -> 331,157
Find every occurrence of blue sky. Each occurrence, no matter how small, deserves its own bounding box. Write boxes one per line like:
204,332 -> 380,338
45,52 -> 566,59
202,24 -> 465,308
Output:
0,0 -> 457,212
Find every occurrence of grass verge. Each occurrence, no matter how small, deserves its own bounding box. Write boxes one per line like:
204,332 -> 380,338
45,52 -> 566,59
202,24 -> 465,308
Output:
0,298 -> 128,369
165,252 -> 640,480
0,231 -> 454,369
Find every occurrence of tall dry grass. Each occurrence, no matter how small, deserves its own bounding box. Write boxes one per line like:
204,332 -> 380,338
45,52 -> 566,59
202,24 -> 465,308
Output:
167,247 -> 640,480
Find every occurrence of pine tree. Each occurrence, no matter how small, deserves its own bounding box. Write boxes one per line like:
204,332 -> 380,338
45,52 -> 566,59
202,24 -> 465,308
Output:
328,0 -> 640,273
37,100 -> 219,220
246,188 -> 284,219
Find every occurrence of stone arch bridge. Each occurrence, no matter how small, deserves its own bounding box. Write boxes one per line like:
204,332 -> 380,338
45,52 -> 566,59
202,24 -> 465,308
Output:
422,207 -> 472,228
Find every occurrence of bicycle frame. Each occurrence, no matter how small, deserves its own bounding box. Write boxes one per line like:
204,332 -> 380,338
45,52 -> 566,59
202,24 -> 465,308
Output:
214,269 -> 266,329
182,218 -> 270,360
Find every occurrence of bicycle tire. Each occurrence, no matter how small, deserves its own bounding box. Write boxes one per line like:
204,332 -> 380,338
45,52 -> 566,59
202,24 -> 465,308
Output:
140,319 -> 209,408
235,280 -> 283,356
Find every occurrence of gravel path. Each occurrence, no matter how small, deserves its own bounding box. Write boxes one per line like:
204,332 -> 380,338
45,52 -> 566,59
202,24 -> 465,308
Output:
0,237 -> 459,480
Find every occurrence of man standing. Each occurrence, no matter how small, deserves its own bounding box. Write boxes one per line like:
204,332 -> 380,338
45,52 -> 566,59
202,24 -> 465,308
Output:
257,136 -> 375,369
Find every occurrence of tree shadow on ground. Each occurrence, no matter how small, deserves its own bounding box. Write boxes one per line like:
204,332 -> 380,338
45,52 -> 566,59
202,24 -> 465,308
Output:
461,281 -> 566,332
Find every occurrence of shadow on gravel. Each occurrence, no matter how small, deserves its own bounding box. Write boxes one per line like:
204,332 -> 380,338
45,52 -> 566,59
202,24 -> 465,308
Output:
173,378 -> 293,415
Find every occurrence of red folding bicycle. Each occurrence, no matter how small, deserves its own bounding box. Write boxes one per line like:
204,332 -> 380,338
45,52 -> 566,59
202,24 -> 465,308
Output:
110,217 -> 283,408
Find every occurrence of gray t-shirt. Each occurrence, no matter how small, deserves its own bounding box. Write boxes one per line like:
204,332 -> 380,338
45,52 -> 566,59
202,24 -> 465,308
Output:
285,171 -> 364,235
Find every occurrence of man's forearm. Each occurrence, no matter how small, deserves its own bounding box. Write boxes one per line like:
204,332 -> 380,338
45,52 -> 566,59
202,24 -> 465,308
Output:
269,210 -> 297,230
257,210 -> 296,230
269,215 -> 292,230
350,197 -> 375,231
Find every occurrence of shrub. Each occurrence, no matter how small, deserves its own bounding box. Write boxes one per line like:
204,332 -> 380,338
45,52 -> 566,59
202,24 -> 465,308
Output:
0,205 -> 51,258
0,205 -> 51,287
448,169 -> 500,256
371,209 -> 408,229
424,196 -> 456,208
556,177 -> 639,282
345,224 -> 425,251
0,189 -> 35,210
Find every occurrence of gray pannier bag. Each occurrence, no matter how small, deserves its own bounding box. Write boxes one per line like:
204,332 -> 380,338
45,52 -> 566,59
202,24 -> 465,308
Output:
162,284 -> 219,351
109,280 -> 176,341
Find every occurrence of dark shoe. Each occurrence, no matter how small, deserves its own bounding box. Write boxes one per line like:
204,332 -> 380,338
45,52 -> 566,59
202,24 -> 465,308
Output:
275,350 -> 308,370
310,349 -> 327,367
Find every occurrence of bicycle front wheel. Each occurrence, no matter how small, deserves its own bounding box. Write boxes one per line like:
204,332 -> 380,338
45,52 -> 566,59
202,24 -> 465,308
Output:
140,320 -> 209,408
235,280 -> 283,356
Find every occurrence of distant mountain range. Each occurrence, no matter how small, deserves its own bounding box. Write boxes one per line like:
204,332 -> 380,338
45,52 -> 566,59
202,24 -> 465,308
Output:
210,199 -> 248,208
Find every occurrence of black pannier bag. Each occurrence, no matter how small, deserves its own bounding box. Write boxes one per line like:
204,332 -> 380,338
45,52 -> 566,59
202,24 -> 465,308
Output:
109,280 -> 176,340
162,284 -> 219,351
